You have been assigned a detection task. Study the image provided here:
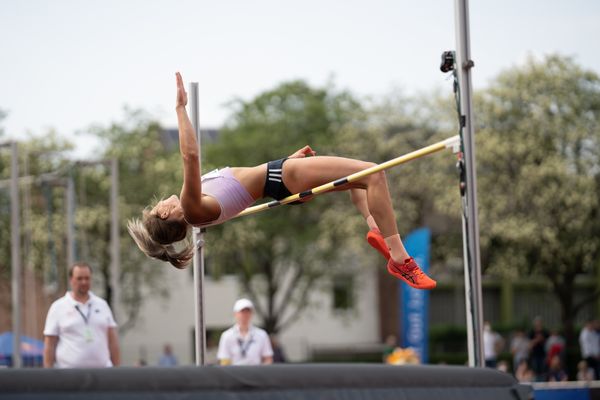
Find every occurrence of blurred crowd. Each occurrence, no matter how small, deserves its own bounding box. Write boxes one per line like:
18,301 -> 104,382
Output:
484,316 -> 599,383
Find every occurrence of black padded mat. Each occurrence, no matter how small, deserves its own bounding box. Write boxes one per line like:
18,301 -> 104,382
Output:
0,363 -> 531,400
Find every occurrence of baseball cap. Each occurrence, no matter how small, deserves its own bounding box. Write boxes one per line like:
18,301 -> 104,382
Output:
233,298 -> 254,312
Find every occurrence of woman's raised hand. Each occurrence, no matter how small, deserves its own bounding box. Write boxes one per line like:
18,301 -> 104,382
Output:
175,72 -> 188,108
289,145 -> 317,159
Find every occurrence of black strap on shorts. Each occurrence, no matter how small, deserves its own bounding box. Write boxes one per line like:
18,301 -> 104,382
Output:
264,158 -> 303,205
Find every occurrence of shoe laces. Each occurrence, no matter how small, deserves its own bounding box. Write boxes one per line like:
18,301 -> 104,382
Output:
402,258 -> 424,277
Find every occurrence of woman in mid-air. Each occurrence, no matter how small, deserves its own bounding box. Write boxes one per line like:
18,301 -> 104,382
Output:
128,73 -> 436,290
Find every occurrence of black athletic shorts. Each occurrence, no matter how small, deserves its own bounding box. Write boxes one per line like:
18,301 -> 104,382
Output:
264,158 -> 303,205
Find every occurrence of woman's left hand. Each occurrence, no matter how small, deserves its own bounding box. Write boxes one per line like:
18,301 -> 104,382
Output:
175,72 -> 188,108
289,145 -> 316,159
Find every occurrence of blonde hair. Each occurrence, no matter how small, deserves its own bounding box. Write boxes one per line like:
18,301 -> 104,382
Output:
127,204 -> 194,269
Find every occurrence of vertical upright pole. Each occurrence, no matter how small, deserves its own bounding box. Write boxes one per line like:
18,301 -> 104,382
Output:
22,152 -> 37,338
110,158 -> 120,321
454,0 -> 485,367
66,175 -> 76,276
461,206 -> 475,364
189,82 -> 206,366
10,142 -> 22,368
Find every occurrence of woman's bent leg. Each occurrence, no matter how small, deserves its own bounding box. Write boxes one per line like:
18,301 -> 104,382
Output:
350,189 -> 378,230
352,188 -> 391,259
284,156 -> 408,261
283,156 -> 436,289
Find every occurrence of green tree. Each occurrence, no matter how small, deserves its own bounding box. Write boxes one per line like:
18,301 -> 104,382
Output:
0,130 -> 74,283
0,127 -> 78,334
0,109 -> 181,334
474,55 -> 600,370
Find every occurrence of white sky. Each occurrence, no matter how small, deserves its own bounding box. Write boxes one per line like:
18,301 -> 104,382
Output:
1,0 -> 599,156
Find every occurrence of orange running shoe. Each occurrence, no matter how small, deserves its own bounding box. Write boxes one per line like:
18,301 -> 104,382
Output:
387,257 -> 436,290
366,228 -> 390,260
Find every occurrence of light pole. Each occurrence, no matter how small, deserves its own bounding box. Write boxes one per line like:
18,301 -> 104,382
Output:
1,141 -> 22,368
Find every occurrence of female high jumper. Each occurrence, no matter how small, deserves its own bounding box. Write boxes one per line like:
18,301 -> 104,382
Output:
128,73 -> 436,290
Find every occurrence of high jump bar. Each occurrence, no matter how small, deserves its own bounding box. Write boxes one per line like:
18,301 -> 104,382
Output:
235,135 -> 460,219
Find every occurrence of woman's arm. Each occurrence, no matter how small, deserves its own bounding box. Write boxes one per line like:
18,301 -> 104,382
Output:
175,72 -> 203,218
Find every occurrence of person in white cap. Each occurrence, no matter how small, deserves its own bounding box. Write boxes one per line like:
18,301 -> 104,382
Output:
217,298 -> 273,365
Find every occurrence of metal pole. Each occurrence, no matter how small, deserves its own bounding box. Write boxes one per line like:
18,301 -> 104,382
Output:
189,82 -> 206,366
454,0 -> 485,367
65,175 -> 76,281
461,198 -> 475,365
22,152 -> 37,339
110,158 -> 120,322
10,142 -> 22,368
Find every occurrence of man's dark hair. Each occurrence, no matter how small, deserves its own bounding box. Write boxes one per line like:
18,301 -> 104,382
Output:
68,262 -> 93,278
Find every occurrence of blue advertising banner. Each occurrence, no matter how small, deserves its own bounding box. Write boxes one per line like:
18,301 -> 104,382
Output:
399,227 -> 430,363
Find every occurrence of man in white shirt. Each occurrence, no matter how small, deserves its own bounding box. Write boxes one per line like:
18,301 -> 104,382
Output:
43,262 -> 120,368
579,319 -> 600,379
483,322 -> 504,368
217,298 -> 273,366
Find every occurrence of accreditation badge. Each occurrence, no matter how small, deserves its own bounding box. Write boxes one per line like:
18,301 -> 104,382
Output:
84,327 -> 94,342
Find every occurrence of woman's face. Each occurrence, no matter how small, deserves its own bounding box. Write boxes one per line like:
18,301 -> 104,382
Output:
153,195 -> 183,221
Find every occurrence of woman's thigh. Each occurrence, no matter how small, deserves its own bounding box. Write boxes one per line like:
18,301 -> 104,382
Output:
283,156 -> 374,194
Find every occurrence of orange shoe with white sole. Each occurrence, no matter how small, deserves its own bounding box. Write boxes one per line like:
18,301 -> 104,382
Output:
387,257 -> 436,290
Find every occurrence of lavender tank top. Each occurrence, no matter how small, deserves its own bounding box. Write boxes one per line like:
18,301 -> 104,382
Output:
198,167 -> 255,226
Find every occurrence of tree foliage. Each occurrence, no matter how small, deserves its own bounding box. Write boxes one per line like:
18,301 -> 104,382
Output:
476,55 -> 600,281
0,109 -> 178,332
473,55 -> 600,365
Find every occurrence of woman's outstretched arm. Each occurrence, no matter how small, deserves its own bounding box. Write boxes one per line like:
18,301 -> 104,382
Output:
175,72 -> 202,218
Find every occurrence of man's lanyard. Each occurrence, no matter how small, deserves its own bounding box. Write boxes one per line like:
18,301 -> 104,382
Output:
237,333 -> 254,358
74,303 -> 92,325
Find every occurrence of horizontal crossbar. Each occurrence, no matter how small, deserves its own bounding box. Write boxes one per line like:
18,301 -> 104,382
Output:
234,135 -> 460,219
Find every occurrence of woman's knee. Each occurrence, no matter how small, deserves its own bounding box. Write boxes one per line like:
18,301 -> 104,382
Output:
362,166 -> 386,187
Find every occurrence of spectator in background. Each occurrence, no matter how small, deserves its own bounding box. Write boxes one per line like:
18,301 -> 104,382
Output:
528,316 -> 549,380
515,359 -> 535,382
579,319 -> 600,379
158,343 -> 178,367
547,354 -> 567,382
545,329 -> 565,367
382,334 -> 398,363
497,360 -> 509,373
483,322 -> 504,368
134,358 -> 147,367
577,360 -> 595,382
43,262 -> 120,368
510,329 -> 530,372
217,298 -> 273,366
269,335 -> 287,363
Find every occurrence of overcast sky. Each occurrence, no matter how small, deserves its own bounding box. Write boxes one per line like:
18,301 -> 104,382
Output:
1,0 -> 599,156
